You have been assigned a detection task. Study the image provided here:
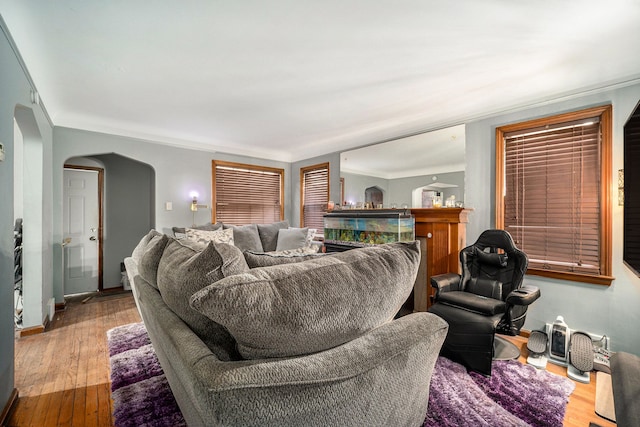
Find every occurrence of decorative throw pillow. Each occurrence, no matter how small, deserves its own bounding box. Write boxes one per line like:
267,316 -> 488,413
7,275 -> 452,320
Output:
275,227 -> 309,251
156,238 -> 249,361
190,241 -> 421,359
304,228 -> 317,245
185,227 -> 234,245
137,234 -> 169,289
172,222 -> 222,239
243,248 -> 326,268
256,220 -> 289,252
223,224 -> 264,252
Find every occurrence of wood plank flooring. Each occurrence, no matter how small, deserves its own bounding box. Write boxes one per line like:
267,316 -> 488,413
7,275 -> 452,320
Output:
8,291 -> 140,427
8,293 -> 615,426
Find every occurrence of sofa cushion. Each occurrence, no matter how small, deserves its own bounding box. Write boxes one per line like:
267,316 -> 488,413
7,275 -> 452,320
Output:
243,249 -> 326,268
137,233 -> 169,289
275,227 -> 309,251
185,227 -> 234,245
131,229 -> 161,263
157,238 -> 249,360
190,241 -> 421,359
223,224 -> 264,252
256,220 -> 289,252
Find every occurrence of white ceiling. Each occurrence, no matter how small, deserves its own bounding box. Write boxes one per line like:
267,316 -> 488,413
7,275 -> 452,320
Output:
2,1 -> 640,164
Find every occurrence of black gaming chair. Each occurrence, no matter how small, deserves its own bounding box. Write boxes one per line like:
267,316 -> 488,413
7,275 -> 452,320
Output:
428,229 -> 540,375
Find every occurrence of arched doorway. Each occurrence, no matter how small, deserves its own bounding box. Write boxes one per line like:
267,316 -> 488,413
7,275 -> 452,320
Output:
63,153 -> 155,293
365,186 -> 384,208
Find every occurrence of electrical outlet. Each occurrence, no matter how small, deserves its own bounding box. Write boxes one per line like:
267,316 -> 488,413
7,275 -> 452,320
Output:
165,201 -> 173,211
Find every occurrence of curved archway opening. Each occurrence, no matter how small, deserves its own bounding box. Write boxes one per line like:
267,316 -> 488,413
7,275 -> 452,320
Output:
63,153 -> 155,294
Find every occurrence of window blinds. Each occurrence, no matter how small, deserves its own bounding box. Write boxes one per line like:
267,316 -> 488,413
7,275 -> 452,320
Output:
503,118 -> 601,275
213,163 -> 283,225
302,165 -> 329,230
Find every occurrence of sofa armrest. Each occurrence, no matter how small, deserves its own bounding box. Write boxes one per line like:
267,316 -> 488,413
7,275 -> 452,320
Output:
194,312 -> 448,390
193,312 -> 449,426
505,285 -> 540,306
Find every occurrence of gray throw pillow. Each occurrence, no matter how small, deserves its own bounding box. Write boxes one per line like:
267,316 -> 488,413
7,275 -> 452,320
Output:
223,224 -> 263,252
157,238 -> 249,361
137,234 -> 169,289
190,241 -> 421,359
256,220 -> 289,252
275,227 -> 308,251
131,229 -> 161,263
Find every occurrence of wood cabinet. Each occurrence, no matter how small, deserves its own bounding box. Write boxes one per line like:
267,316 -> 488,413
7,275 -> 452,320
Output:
410,208 -> 471,311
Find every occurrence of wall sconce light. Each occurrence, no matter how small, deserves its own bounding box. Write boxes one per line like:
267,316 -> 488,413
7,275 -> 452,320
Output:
189,191 -> 209,226
190,192 -> 199,212
619,169 -> 624,206
189,191 -> 209,211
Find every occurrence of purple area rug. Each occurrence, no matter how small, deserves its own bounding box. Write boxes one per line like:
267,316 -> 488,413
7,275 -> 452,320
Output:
423,356 -> 575,427
107,323 -> 186,427
108,323 -> 575,426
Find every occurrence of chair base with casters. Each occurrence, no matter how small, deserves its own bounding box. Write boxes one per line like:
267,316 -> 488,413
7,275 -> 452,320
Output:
428,229 -> 540,376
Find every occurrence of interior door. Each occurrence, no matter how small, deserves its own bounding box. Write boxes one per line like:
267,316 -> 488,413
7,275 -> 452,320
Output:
63,168 -> 100,295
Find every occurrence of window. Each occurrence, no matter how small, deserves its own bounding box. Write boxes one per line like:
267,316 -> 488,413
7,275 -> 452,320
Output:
300,163 -> 329,231
495,105 -> 613,285
212,160 -> 284,225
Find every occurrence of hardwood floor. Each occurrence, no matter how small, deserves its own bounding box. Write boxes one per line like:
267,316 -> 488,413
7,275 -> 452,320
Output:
8,293 -> 615,426
8,291 -> 141,427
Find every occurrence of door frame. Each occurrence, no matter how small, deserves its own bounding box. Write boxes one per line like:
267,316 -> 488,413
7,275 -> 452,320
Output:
63,164 -> 105,291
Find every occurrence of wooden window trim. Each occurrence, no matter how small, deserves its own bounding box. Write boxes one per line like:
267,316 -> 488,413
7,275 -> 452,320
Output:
212,160 -> 284,224
495,105 -> 614,285
299,162 -> 330,228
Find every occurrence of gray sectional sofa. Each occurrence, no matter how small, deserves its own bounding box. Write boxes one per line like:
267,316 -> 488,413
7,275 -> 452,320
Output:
124,229 -> 448,427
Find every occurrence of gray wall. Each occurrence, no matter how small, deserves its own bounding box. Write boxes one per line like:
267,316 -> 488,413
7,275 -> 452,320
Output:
0,20 -> 54,414
465,81 -> 640,355
97,154 -> 155,288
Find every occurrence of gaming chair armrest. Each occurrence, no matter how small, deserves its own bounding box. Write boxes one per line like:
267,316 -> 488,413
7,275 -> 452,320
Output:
505,285 -> 540,306
430,273 -> 462,296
